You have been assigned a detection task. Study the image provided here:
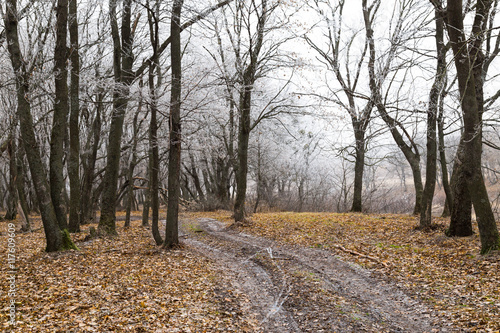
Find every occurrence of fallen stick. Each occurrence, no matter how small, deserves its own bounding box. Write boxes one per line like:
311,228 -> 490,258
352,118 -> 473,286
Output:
332,244 -> 388,267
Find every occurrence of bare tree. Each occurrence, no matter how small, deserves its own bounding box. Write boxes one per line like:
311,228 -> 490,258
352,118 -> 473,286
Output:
67,0 -> 81,232
419,0 -> 448,228
446,0 -> 499,253
305,0 -> 374,212
3,0 -> 76,251
362,0 -> 426,215
164,0 -> 184,248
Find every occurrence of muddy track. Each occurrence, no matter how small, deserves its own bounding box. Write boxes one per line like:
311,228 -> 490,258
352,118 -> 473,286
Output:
181,218 -> 456,332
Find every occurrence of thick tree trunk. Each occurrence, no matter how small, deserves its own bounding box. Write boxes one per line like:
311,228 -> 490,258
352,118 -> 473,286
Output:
4,0 -> 66,251
351,126 -> 365,212
419,110 -> 437,227
50,0 -> 69,231
98,0 -> 134,236
68,0 -> 81,232
164,0 -> 184,248
233,0 -> 267,222
234,86 -> 251,221
447,151 -> 473,236
447,0 -> 499,253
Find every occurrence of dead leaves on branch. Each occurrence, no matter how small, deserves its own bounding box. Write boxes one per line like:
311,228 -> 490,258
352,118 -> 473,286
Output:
0,216 -> 257,332
194,210 -> 500,332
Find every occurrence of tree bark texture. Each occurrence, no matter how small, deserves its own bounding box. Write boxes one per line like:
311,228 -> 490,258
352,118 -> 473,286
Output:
16,139 -> 31,231
5,136 -> 18,220
68,0 -> 81,232
437,100 -> 452,218
420,6 -> 446,228
164,0 -> 184,248
447,0 -> 499,253
50,0 -> 69,231
80,91 -> 102,224
234,0 -> 267,222
124,112 -> 139,229
351,123 -> 366,212
98,0 -> 134,236
150,67 -> 162,245
4,0 -> 63,251
448,145 -> 473,236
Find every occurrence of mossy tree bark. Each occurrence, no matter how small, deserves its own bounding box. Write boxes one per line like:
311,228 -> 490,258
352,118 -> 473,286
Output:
4,0 -> 77,251
447,0 -> 499,253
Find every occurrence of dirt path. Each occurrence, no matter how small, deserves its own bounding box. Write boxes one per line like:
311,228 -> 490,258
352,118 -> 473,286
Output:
179,217 -> 456,332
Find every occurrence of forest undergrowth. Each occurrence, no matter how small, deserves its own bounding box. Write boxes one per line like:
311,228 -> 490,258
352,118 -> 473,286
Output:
1,210 -> 499,332
0,213 -> 258,332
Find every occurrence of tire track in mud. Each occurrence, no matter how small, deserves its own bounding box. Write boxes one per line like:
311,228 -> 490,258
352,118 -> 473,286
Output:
182,218 -> 454,333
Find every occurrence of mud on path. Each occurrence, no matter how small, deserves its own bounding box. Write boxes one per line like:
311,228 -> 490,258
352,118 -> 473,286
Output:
180,217 -> 456,333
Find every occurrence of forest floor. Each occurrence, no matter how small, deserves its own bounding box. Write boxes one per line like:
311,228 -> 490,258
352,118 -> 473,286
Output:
0,211 -> 499,332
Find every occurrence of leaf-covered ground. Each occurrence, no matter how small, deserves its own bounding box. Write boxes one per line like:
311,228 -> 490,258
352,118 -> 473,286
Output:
0,215 -> 258,332
189,211 -> 500,332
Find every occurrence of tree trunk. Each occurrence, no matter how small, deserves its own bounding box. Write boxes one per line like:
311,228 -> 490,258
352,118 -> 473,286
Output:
16,140 -> 31,231
142,187 -> 151,227
363,0 -> 422,215
150,67 -> 163,245
351,125 -> 366,212
98,0 -> 134,236
447,148 -> 473,236
447,0 -> 499,253
437,99 -> 452,218
164,0 -> 184,248
125,108 -> 141,228
5,137 -> 18,220
187,151 -> 205,203
233,0 -> 267,222
234,80 -> 252,221
68,0 -> 81,232
420,6 -> 445,228
50,0 -> 69,231
4,0 -> 65,251
80,92 -> 102,224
